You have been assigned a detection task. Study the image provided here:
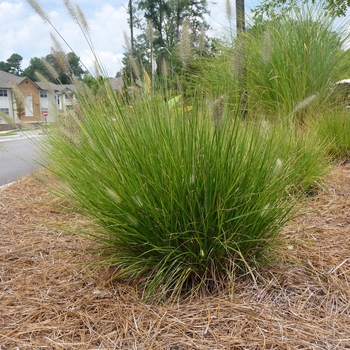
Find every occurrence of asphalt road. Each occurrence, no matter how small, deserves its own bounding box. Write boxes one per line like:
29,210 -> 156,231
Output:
0,136 -> 43,187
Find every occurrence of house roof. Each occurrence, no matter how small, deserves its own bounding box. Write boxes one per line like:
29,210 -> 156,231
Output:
108,77 -> 124,92
0,70 -> 34,88
0,70 -> 123,94
35,81 -> 77,93
37,78 -> 123,93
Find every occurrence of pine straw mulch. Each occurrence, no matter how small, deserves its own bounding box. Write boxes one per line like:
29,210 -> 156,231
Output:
0,166 -> 350,350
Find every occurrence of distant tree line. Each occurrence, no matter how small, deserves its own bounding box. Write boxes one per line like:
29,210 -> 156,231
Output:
2,0 -> 348,91
0,52 -> 86,84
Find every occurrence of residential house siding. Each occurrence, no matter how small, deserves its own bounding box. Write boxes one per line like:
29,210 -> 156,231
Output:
0,70 -> 124,130
18,78 -> 41,122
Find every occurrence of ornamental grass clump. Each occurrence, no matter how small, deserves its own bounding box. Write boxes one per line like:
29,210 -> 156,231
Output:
42,79 -> 327,302
30,0 -> 329,302
195,3 -> 350,119
245,3 -> 350,118
314,109 -> 350,160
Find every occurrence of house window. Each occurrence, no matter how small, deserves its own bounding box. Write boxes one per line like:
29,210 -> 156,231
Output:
0,108 -> 9,115
64,93 -> 73,101
54,94 -> 60,106
0,89 -> 8,97
40,91 -> 48,98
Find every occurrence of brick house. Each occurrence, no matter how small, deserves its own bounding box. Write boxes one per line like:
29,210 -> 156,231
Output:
35,82 -> 77,122
0,71 -> 124,130
0,70 -> 77,130
0,71 -> 42,127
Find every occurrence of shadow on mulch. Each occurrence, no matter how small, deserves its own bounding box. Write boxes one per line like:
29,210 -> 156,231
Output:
0,166 -> 350,349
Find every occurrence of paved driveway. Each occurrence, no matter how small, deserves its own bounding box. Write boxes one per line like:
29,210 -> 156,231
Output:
0,131 -> 44,187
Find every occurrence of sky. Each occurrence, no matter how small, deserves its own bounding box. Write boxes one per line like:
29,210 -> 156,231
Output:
0,0 -> 260,77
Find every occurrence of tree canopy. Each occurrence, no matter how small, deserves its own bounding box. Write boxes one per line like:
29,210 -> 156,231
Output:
253,0 -> 350,19
122,0 -> 210,84
0,53 -> 23,75
22,52 -> 86,84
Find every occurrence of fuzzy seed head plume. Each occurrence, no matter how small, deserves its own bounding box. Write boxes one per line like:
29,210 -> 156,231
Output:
147,20 -> 154,44
0,110 -> 14,125
64,0 -> 78,22
161,58 -> 168,77
232,33 -> 246,79
225,0 -> 233,22
9,82 -> 26,105
27,0 -> 50,22
42,59 -> 59,81
178,20 -> 192,67
129,55 -> 140,79
262,30 -> 272,65
35,71 -> 54,92
294,93 -> 319,112
273,158 -> 283,176
73,75 -> 94,100
198,28 -> 206,53
52,49 -> 70,76
50,33 -> 66,56
124,32 -> 132,53
209,94 -> 226,129
76,4 -> 90,33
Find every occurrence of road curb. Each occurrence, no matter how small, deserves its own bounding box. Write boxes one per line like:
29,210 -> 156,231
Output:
0,181 -> 16,189
0,134 -> 22,143
0,133 -> 43,143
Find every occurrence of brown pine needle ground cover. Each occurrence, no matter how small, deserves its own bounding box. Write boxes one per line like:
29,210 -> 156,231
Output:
0,165 -> 350,349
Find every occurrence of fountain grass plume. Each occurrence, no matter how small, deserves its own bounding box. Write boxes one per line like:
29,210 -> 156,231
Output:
35,71 -> 55,92
261,30 -> 272,65
9,82 -> 26,106
124,31 -> 132,53
27,0 -> 50,22
147,20 -> 154,44
64,0 -> 78,23
209,94 -> 226,129
76,4 -> 90,34
123,32 -> 140,79
129,55 -> 141,80
198,28 -> 206,54
0,111 -> 16,126
28,0 -> 98,77
51,48 -> 70,77
294,93 -> 319,112
27,0 -> 77,64
283,93 -> 319,121
225,0 -> 233,22
161,59 -> 168,77
178,20 -> 192,67
42,59 -> 60,82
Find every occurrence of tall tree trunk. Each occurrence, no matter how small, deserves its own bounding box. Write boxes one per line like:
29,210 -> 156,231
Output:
175,5 -> 181,40
129,0 -> 134,51
235,0 -> 247,118
159,0 -> 164,47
